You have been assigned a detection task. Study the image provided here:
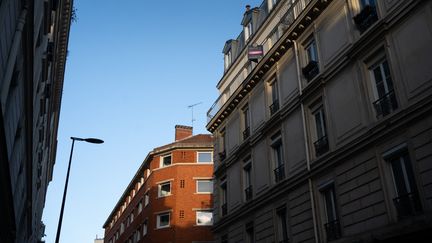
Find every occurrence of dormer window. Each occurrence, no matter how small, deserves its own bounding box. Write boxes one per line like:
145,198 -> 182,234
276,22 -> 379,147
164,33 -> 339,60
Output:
224,50 -> 232,70
245,22 -> 253,41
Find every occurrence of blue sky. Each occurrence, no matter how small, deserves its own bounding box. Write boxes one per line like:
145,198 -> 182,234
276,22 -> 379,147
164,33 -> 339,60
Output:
42,1 -> 263,242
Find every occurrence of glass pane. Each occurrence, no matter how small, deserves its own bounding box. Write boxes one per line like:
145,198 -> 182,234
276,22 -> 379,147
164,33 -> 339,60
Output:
160,183 -> 171,196
163,155 -> 171,166
382,60 -> 394,91
198,180 -> 213,193
324,187 -> 337,222
197,211 -> 213,225
198,152 -> 212,163
159,214 -> 169,226
391,158 -> 408,196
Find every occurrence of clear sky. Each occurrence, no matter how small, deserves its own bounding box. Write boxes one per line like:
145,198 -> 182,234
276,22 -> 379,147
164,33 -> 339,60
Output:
42,1 -> 263,242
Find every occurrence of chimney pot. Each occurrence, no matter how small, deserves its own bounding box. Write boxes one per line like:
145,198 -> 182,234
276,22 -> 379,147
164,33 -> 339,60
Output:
246,5 -> 251,11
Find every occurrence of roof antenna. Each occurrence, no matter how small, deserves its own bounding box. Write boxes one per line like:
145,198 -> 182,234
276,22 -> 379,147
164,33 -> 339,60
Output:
188,102 -> 202,132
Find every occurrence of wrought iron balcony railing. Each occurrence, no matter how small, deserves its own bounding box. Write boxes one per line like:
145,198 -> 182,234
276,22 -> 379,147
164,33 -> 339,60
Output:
324,219 -> 341,241
243,126 -> 250,140
373,90 -> 398,118
270,100 -> 280,115
221,203 -> 228,216
353,5 -> 378,33
314,135 -> 329,157
302,61 -> 319,81
245,186 -> 253,201
274,163 -> 285,183
393,192 -> 422,219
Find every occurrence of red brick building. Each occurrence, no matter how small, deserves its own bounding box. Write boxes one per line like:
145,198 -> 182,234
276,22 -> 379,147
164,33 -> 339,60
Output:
103,126 -> 214,243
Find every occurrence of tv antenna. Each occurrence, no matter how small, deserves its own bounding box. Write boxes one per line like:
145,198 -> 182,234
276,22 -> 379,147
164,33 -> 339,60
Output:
188,102 -> 202,130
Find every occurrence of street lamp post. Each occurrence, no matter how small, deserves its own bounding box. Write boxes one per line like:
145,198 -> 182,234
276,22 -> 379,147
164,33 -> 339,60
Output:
55,137 -> 104,243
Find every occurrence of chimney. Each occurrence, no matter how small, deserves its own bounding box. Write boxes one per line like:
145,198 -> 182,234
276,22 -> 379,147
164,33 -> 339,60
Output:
246,5 -> 251,12
175,125 -> 193,141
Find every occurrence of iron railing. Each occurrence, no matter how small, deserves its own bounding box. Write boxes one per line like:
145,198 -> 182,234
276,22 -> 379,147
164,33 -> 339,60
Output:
393,192 -> 422,218
373,90 -> 398,118
324,219 -> 341,241
302,60 -> 319,81
243,126 -> 250,140
270,99 -> 280,115
274,163 -> 285,183
353,5 -> 378,33
245,186 -> 253,201
314,135 -> 329,157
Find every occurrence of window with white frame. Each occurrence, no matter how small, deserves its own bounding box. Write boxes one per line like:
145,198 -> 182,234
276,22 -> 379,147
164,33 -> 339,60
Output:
243,158 -> 253,201
302,37 -> 320,81
242,104 -> 251,140
271,133 -> 285,183
157,212 -> 170,229
245,22 -> 253,40
158,182 -> 171,197
310,100 -> 329,157
138,200 -> 143,213
305,38 -> 318,63
197,151 -> 213,163
225,49 -> 232,70
369,58 -> 398,117
196,211 -> 213,226
384,147 -> 422,218
197,180 -> 213,193
144,192 -> 149,206
269,77 -> 280,115
160,154 -> 172,167
143,219 -> 148,235
320,183 -> 341,241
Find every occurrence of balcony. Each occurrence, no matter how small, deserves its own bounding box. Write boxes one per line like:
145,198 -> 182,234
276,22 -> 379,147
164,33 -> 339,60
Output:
393,192 -> 422,219
219,151 -> 226,161
221,203 -> 228,216
243,126 -> 250,140
314,135 -> 329,157
373,90 -> 398,118
353,5 -> 378,33
324,219 -> 341,241
274,164 -> 285,183
244,186 -> 253,201
270,99 -> 280,115
302,61 -> 319,81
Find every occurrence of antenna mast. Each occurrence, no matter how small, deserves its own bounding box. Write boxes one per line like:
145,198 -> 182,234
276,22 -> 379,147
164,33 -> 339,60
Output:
187,102 -> 202,131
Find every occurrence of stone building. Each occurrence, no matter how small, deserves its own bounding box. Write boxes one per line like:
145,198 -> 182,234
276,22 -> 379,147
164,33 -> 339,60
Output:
0,0 -> 73,242
103,126 -> 214,243
206,0 -> 432,242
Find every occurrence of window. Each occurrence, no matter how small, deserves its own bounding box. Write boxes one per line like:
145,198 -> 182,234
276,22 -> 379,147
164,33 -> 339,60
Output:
276,207 -> 289,243
321,184 -> 341,241
143,219 -> 148,236
245,222 -> 254,243
197,151 -> 213,163
242,104 -> 250,140
120,222 -> 125,234
302,38 -> 320,81
370,58 -> 398,117
160,154 -> 172,167
354,0 -> 378,32
384,148 -> 422,218
245,22 -> 253,40
269,78 -> 280,115
311,101 -> 329,157
219,129 -> 227,160
144,192 -> 149,206
225,50 -> 232,70
243,158 -> 253,201
157,213 -> 170,229
271,133 -> 285,183
196,211 -> 213,225
197,180 -> 213,193
138,200 -> 143,213
220,179 -> 228,216
158,182 -> 171,197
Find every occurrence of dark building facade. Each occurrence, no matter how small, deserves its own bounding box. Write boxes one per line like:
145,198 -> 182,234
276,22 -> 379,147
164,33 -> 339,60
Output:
207,0 -> 432,242
0,0 -> 73,242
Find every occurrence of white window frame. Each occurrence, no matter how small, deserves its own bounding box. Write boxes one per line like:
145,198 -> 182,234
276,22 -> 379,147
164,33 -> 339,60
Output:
156,212 -> 170,229
144,192 -> 149,206
196,211 -> 213,226
196,180 -> 213,194
158,182 -> 172,197
160,154 -> 172,168
143,219 -> 148,235
245,22 -> 253,40
197,151 -> 213,163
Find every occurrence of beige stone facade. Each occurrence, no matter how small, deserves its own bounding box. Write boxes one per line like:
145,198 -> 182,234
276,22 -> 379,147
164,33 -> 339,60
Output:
207,0 -> 432,242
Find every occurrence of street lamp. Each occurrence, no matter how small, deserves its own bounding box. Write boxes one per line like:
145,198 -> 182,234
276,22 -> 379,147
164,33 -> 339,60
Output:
55,137 -> 104,243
